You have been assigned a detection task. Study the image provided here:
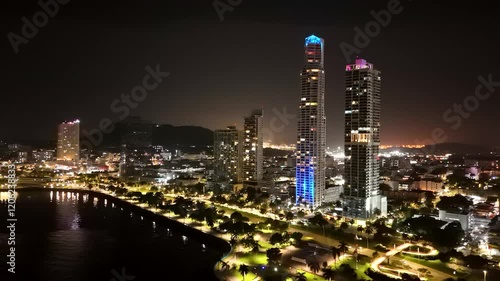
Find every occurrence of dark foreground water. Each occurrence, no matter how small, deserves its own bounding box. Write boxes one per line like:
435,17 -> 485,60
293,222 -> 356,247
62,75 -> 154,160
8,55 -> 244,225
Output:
0,190 -> 224,281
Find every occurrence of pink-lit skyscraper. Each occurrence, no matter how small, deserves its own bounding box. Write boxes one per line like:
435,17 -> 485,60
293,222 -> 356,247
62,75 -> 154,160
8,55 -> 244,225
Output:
343,58 -> 387,219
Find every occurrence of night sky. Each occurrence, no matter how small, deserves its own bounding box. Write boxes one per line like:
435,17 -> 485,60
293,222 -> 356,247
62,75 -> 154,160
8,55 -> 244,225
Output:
2,0 -> 499,148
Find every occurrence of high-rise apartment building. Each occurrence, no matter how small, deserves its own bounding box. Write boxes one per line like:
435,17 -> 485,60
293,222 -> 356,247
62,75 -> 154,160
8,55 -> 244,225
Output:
343,58 -> 387,219
243,109 -> 263,183
57,120 -> 80,162
296,35 -> 326,209
214,126 -> 243,183
118,116 -> 153,178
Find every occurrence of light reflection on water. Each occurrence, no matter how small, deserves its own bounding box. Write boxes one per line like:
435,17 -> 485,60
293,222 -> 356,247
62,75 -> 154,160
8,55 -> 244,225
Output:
0,190 -> 223,281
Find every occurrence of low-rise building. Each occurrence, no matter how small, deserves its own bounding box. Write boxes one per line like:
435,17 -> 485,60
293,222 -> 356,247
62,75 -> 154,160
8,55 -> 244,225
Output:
411,180 -> 444,192
323,185 -> 343,203
438,209 -> 472,231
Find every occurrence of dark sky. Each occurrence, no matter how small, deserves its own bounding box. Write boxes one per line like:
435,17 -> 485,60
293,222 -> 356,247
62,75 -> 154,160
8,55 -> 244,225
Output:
1,0 -> 499,148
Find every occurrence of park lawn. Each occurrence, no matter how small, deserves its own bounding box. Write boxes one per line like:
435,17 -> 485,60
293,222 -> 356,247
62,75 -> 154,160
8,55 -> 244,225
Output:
215,205 -> 265,223
341,259 -> 372,280
237,252 -> 268,265
295,270 -> 328,281
402,255 -> 468,278
259,240 -> 274,250
233,270 -> 258,281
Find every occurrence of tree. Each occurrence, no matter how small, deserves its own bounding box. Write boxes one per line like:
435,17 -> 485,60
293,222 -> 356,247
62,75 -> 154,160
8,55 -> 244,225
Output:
294,272 -> 306,281
322,268 -> 336,281
266,248 -> 282,264
401,273 -> 421,281
338,241 -> 348,255
290,232 -> 303,245
331,247 -> 341,268
231,211 -> 244,222
357,226 -> 364,233
269,233 -> 284,246
297,210 -> 305,218
307,260 -> 320,274
340,222 -> 349,232
372,251 -> 379,259
240,236 -> 259,251
309,213 -> 329,236
285,211 -> 295,221
239,264 -> 250,281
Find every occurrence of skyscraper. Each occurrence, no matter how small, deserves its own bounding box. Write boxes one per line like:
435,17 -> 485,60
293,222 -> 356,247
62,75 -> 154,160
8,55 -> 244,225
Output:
243,109 -> 263,183
57,120 -> 80,162
296,35 -> 326,209
214,126 -> 243,183
343,58 -> 387,219
118,116 -> 153,178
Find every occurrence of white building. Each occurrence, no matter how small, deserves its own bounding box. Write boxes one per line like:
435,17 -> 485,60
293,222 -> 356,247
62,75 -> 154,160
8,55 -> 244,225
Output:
324,185 -> 343,203
438,209 -> 472,231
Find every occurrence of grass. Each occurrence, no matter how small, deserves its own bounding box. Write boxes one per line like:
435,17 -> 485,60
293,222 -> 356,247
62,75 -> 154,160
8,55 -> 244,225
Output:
236,252 -> 268,265
295,269 -> 328,281
402,255 -> 468,278
341,258 -> 372,280
259,240 -> 274,250
233,270 -> 258,281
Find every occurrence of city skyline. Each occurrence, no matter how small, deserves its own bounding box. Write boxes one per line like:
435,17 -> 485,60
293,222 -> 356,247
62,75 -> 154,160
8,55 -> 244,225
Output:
2,0 -> 500,148
3,2 -> 500,281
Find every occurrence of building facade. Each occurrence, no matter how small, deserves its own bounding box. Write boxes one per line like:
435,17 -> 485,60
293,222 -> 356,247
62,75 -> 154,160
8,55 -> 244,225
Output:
295,35 -> 326,209
214,126 -> 243,183
243,109 -> 264,183
343,58 -> 386,219
119,116 -> 153,178
57,120 -> 80,162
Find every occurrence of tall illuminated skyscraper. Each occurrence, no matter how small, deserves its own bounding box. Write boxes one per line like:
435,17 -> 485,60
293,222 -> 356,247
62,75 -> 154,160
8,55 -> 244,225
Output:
243,109 -> 263,183
296,35 -> 326,209
214,126 -> 243,183
343,58 -> 387,219
57,120 -> 80,162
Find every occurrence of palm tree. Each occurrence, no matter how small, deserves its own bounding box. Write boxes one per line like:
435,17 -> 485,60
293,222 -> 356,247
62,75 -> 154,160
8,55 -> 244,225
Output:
307,260 -> 320,274
357,226 -> 364,234
339,222 -> 349,232
365,225 -> 373,249
295,272 -> 307,281
220,260 -> 230,271
238,264 -> 250,281
331,247 -> 341,268
338,241 -> 349,255
322,268 -> 336,281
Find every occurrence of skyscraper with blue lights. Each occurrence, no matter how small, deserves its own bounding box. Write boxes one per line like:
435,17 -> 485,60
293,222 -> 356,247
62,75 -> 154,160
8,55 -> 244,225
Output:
296,35 -> 326,209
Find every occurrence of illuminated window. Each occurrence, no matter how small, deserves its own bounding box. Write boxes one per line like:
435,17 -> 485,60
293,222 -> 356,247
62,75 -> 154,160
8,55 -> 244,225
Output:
351,133 -> 371,142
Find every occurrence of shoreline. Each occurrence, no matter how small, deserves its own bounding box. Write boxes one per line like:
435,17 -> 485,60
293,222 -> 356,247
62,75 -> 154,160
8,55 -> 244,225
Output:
1,186 -> 231,281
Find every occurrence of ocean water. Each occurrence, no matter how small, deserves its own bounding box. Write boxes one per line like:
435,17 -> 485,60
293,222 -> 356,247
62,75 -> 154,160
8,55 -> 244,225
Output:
0,190 -> 223,281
